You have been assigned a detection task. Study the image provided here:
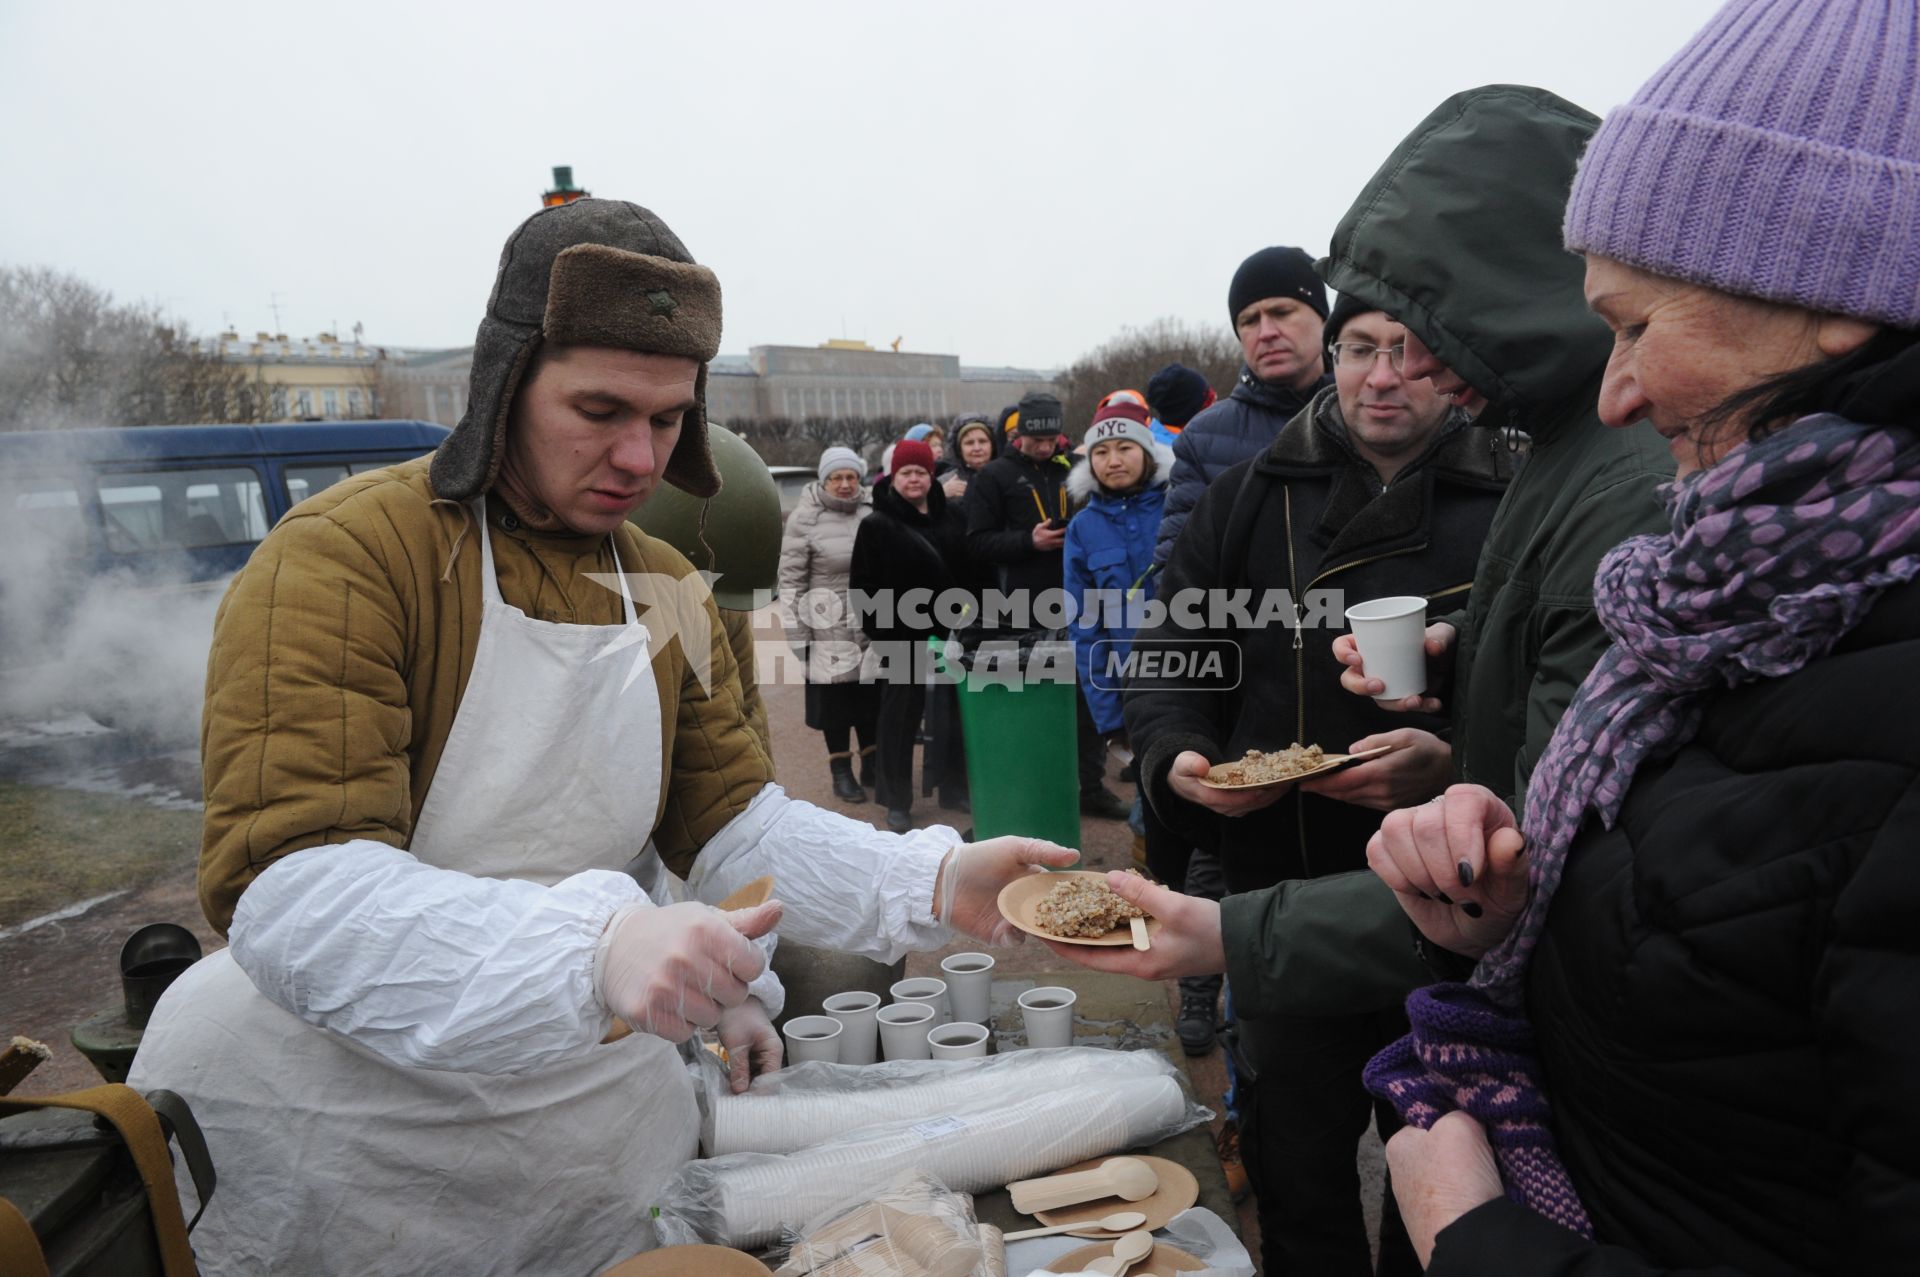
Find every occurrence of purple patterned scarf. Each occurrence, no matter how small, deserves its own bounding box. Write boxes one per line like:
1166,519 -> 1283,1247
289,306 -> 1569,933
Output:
1365,416 -> 1920,1239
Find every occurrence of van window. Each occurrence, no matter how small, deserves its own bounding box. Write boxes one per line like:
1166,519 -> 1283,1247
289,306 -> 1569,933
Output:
283,458 -> 404,507
285,463 -> 352,506
1,475 -> 89,551
99,467 -> 270,553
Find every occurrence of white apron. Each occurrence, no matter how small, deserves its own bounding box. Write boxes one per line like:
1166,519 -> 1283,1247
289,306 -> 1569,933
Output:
131,505 -> 694,1276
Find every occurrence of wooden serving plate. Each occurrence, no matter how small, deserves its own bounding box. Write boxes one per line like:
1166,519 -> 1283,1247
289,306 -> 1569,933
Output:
1029,1155 -> 1198,1237
1046,1239 -> 1205,1274
996,871 -> 1164,948
1197,743 -> 1395,791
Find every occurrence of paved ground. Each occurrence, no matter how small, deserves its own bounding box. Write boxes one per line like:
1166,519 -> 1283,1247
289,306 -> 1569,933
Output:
2,606 -> 1417,1271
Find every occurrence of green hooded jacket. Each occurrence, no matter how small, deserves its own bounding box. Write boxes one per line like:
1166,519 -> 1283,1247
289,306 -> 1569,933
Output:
1221,85 -> 1675,1017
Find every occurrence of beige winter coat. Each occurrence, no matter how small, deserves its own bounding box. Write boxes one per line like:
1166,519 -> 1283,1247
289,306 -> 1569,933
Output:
776,481 -> 872,684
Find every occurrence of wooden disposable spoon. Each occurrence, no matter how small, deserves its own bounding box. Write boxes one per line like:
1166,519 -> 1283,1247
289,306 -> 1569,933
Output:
1089,1230 -> 1154,1276
1129,917 -> 1151,951
1001,1211 -> 1148,1241
1009,1156 -> 1159,1214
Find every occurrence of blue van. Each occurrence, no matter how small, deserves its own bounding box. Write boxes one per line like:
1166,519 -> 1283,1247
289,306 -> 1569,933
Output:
0,420 -> 449,583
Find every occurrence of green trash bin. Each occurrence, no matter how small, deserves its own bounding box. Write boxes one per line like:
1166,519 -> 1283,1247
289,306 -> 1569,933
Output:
939,631 -> 1081,850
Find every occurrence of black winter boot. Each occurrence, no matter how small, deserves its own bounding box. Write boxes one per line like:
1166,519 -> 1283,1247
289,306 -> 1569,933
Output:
858,744 -> 877,789
828,752 -> 864,802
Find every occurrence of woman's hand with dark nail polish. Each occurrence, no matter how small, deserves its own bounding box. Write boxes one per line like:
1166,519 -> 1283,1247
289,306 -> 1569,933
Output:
1460,901 -> 1484,919
1457,860 -> 1475,887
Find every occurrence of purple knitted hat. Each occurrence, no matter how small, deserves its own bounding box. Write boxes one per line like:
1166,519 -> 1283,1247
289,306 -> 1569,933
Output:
1563,0 -> 1920,327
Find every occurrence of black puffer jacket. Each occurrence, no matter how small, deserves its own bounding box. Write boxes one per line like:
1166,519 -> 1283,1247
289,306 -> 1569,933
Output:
1126,386 -> 1512,893
963,447 -> 1072,598
848,479 -> 974,646
1428,572 -> 1920,1275
1152,366 -> 1332,569
1428,343 -> 1920,1274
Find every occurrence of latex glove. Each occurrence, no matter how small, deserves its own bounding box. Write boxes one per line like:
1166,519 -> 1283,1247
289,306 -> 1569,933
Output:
1299,728 -> 1453,811
934,836 -> 1081,945
1040,870 -> 1223,980
715,998 -> 783,1094
1385,1111 -> 1504,1267
1166,749 -> 1290,817
595,899 -> 783,1042
1366,784 -> 1528,959
1333,622 -> 1456,713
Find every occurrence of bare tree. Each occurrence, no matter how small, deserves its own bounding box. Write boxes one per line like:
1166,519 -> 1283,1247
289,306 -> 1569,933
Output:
0,265 -> 258,430
1056,316 -> 1243,435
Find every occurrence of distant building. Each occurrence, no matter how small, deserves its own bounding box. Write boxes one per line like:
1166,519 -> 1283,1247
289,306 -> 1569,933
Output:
711,341 -> 1058,425
380,347 -> 472,427
196,330 -> 386,420
377,338 -> 1057,430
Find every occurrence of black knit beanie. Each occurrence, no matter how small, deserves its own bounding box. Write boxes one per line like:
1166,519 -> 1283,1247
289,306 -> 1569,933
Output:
1015,391 -> 1064,437
1324,291 -> 1374,346
1228,246 -> 1329,325
1146,363 -> 1211,426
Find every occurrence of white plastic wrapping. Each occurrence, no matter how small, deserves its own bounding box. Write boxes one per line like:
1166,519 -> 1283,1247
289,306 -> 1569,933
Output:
656,1051 -> 1211,1249
774,1171 -> 992,1276
700,1047 -> 1182,1156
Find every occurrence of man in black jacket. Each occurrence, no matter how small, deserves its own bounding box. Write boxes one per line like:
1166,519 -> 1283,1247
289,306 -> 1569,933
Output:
1125,295 -> 1514,1277
1141,245 -> 1336,1055
1153,245 -> 1333,567
965,391 -> 1127,819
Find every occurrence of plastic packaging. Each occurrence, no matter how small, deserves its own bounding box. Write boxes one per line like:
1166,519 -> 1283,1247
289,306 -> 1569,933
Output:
773,1171 -> 990,1276
699,1046 -> 1184,1157
660,1052 -> 1211,1249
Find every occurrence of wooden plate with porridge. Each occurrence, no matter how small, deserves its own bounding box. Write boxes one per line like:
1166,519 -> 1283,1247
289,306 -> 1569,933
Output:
1198,742 -> 1396,791
998,870 -> 1165,947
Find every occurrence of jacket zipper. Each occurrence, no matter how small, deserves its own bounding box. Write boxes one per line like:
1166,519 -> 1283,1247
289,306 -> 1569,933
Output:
1282,485 -> 1312,878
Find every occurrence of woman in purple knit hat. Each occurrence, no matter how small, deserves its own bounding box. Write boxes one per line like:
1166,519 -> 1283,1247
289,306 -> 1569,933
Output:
1359,1 -> 1920,1273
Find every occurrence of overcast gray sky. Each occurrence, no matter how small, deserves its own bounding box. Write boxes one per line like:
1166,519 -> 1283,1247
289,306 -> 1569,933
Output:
2,0 -> 1723,370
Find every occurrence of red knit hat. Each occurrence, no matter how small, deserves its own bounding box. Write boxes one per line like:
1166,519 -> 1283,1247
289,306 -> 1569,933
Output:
889,439 -> 937,475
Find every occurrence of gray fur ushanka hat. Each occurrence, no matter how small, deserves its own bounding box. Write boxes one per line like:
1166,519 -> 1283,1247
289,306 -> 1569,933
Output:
430,198 -> 725,502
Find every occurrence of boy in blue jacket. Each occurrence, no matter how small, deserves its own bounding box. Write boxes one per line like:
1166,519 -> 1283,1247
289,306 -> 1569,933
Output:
1064,400 -> 1174,753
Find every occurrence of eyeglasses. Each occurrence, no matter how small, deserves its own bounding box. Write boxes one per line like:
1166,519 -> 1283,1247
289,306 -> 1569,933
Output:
1330,341 -> 1407,371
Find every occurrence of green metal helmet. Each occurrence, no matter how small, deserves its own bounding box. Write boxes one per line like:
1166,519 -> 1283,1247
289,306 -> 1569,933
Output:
628,423 -> 781,609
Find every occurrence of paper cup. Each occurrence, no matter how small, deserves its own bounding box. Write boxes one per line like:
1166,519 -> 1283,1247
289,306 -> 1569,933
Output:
890,976 -> 951,1027
782,1015 -> 843,1065
927,1021 -> 991,1060
821,990 -> 882,1065
1344,595 -> 1429,702
939,952 -> 995,1026
1017,986 -> 1077,1050
877,1002 -> 937,1060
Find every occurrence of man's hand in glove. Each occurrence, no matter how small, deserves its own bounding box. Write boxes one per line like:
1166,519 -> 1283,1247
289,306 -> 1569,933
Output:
595,899 -> 783,1042
934,836 -> 1081,945
716,999 -> 783,1094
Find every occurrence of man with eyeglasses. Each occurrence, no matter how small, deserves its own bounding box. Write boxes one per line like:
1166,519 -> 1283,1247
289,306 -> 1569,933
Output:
1122,288 -> 1514,1276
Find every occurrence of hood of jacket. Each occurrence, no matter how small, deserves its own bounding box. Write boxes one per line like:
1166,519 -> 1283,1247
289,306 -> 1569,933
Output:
1066,440 -> 1177,504
1318,85 -> 1611,443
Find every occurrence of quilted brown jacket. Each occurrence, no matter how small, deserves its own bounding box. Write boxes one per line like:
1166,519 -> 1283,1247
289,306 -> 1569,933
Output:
198,454 -> 773,933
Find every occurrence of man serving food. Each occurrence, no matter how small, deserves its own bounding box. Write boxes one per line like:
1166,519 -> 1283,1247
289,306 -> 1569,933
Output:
128,198 -> 1072,1276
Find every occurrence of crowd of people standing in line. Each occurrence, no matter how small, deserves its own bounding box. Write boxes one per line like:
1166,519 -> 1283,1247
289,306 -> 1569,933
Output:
785,2 -> 1920,1274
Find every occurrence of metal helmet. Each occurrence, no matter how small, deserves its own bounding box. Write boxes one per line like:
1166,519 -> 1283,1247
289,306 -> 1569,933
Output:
628,423 -> 782,609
